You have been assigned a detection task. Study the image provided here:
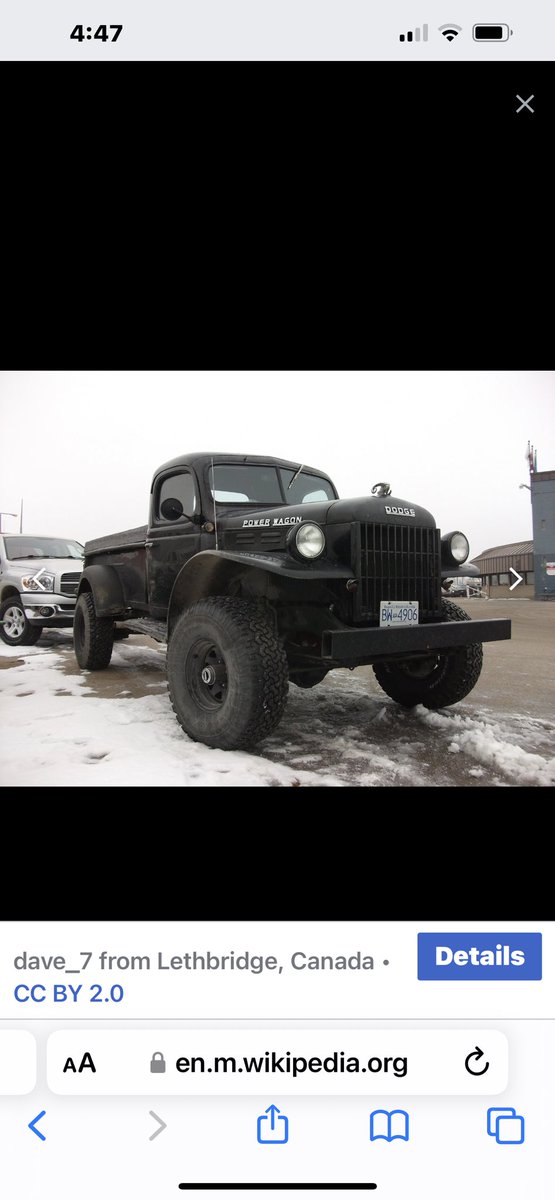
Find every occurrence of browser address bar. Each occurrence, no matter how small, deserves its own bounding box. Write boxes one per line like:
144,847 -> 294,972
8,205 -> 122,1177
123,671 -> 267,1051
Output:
47,1029 -> 509,1095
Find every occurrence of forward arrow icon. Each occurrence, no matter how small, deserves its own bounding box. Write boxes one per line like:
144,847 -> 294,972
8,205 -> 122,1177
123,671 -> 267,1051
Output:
509,568 -> 523,590
149,1111 -> 167,1141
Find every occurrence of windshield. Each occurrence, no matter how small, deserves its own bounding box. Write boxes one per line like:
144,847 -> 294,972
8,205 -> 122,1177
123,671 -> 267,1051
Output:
209,465 -> 336,505
4,537 -> 84,560
279,467 -> 336,504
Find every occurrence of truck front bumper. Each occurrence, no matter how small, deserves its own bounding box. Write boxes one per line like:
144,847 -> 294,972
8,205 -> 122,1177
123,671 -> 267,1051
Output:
23,593 -> 77,628
322,618 -> 511,663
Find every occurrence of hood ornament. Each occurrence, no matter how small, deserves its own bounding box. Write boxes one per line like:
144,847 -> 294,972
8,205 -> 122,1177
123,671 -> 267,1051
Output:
371,482 -> 392,497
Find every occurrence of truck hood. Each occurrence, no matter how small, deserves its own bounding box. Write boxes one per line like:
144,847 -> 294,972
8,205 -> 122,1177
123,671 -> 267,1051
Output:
220,494 -> 435,529
8,556 -> 84,575
326,495 -> 436,526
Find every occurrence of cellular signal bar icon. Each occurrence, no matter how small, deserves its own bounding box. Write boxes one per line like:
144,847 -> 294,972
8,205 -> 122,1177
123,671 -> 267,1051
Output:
399,23 -> 428,41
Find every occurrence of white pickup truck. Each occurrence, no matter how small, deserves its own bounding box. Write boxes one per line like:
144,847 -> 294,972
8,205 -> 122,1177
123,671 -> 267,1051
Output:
0,534 -> 84,646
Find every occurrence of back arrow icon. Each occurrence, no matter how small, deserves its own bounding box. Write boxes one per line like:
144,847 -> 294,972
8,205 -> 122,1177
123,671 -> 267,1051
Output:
29,1110 -> 46,1141
465,1046 -> 490,1075
149,1111 -> 167,1141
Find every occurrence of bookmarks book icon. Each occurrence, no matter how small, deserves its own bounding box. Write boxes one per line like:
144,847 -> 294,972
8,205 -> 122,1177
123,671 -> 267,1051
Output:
370,1110 -> 409,1141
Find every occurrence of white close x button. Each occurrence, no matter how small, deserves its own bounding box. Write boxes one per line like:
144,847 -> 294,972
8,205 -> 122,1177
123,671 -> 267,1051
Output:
516,94 -> 535,112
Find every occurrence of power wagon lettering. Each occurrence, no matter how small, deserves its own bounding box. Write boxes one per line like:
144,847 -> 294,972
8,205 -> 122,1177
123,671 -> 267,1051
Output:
242,516 -> 303,527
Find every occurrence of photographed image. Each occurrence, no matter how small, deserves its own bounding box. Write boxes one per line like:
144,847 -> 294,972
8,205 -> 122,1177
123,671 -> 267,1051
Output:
1,370 -> 553,788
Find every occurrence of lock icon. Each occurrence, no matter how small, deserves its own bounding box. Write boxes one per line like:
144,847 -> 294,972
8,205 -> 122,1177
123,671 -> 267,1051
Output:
150,1052 -> 166,1074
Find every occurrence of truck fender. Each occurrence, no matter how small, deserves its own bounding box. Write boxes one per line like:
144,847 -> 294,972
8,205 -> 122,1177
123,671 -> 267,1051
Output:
167,550 -> 351,638
77,565 -> 126,616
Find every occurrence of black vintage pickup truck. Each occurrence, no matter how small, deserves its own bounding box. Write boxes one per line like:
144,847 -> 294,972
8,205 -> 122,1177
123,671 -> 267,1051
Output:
74,453 -> 511,750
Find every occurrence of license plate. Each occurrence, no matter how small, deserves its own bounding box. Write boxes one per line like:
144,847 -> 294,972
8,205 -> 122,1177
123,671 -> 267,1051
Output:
379,600 -> 419,627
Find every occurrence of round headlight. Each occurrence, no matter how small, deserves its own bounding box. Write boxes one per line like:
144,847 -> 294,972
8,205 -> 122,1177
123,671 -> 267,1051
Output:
450,532 -> 469,563
295,523 -> 325,559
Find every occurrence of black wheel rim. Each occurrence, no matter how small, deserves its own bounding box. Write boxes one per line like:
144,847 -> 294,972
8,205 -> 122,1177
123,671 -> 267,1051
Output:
186,638 -> 228,710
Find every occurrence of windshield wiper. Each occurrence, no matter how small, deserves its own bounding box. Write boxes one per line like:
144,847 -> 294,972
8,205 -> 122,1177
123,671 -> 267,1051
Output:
287,463 -> 305,490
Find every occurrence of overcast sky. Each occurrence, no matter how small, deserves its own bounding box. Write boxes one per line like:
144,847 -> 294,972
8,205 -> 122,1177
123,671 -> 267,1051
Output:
0,371 -> 553,556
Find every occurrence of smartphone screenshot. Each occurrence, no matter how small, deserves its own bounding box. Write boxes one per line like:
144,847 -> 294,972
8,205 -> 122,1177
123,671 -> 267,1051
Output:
0,918 -> 551,1198
1,371 -> 553,790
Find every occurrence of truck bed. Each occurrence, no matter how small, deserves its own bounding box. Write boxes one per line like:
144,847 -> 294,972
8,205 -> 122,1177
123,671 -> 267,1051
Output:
85,526 -> 148,556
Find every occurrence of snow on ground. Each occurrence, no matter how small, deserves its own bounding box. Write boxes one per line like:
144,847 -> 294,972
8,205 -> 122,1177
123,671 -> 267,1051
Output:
414,705 -> 555,787
1,637 -> 554,787
0,642 -> 340,788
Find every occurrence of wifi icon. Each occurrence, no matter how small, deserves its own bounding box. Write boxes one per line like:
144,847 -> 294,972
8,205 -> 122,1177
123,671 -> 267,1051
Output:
439,23 -> 462,39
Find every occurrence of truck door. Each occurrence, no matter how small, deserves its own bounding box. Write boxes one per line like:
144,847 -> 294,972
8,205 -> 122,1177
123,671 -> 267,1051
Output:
146,469 -> 201,616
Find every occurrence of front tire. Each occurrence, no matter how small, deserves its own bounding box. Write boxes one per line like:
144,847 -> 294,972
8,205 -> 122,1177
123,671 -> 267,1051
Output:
167,597 -> 289,750
372,599 -> 483,709
74,591 -> 114,669
0,596 -> 42,646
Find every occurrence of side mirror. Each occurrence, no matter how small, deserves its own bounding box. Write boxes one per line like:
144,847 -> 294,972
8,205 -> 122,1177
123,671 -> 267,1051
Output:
160,497 -> 200,523
160,497 -> 184,521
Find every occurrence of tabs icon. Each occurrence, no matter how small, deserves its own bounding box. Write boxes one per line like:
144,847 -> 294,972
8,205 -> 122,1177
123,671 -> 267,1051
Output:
487,1107 -> 525,1144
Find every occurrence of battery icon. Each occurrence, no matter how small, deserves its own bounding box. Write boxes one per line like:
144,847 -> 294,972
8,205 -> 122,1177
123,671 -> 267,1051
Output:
473,23 -> 513,39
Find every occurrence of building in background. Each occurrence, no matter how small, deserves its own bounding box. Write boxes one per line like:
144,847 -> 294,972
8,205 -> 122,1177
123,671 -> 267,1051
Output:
474,444 -> 555,600
471,541 -> 534,598
531,468 -> 555,599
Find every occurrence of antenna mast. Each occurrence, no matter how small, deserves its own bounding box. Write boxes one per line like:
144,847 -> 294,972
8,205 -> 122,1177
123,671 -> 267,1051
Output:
211,457 -> 219,550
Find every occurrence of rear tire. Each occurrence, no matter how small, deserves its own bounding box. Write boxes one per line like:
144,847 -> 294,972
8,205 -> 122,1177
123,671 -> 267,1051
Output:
372,599 -> 483,709
74,591 -> 114,670
167,597 -> 289,750
0,596 -> 42,646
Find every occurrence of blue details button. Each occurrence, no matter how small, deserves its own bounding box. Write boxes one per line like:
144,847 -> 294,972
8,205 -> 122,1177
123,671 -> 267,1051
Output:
418,933 -> 542,980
